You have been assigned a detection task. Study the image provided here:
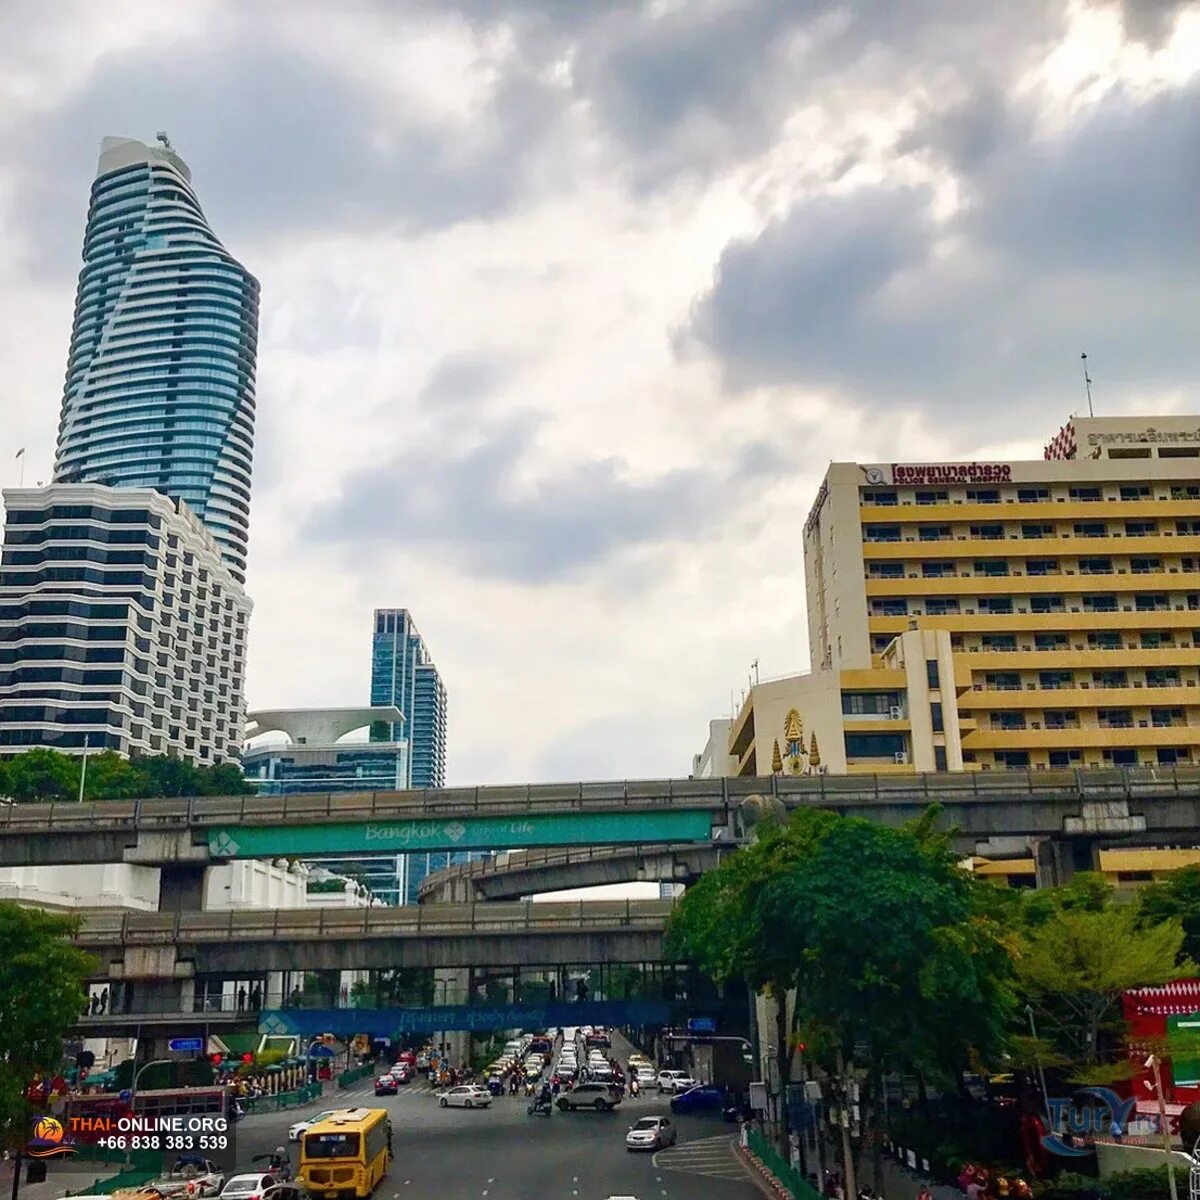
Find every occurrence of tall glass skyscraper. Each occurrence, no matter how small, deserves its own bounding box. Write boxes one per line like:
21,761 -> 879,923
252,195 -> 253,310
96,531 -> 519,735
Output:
370,609 -> 447,788
370,609 -> 459,902
54,135 -> 260,583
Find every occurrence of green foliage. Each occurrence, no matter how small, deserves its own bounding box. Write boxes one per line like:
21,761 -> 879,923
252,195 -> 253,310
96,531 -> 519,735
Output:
0,903 -> 96,1150
0,748 -> 79,802
666,807 -> 1016,1086
1105,1166 -> 1185,1200
1032,1172 -> 1104,1200
0,748 -> 255,803
1137,865 -> 1200,965
307,879 -> 348,894
1034,1166 -> 1187,1200
1016,900 -> 1192,1066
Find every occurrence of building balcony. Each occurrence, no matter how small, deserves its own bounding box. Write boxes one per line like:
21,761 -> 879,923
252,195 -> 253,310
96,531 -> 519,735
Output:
861,536 -> 1200,562
863,570 -> 1200,597
958,684 -> 1199,710
962,725 -> 1200,750
859,500 -> 1200,524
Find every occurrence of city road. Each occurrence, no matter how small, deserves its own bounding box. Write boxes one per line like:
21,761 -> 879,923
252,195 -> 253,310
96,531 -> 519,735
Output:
241,1072 -> 763,1200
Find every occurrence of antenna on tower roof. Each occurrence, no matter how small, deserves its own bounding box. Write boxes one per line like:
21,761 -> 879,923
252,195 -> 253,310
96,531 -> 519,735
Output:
155,131 -> 173,150
1081,352 -> 1095,418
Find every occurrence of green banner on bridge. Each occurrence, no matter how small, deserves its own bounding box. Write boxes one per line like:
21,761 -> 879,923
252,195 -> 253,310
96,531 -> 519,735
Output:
206,808 -> 713,859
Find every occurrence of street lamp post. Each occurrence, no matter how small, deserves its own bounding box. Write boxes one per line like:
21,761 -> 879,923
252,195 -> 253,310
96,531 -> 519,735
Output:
1146,1055 -> 1179,1200
1025,1005 -> 1052,1126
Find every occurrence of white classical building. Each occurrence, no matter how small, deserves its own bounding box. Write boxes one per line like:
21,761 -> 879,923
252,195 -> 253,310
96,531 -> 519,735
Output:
0,858 -> 378,912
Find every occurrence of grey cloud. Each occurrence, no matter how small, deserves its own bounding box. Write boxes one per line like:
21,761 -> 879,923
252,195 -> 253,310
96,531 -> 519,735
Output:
685,78 -> 1200,429
304,412 -> 780,583
4,30 -> 564,280
420,353 -> 516,407
1113,0 -> 1191,45
897,87 -> 1030,172
571,0 -> 1066,188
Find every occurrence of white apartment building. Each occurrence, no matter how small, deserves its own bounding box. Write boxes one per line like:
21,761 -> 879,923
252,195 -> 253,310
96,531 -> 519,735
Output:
0,484 -> 251,763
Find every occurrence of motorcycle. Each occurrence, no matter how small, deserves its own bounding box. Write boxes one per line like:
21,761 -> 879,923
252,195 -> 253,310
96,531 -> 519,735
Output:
526,1098 -> 553,1118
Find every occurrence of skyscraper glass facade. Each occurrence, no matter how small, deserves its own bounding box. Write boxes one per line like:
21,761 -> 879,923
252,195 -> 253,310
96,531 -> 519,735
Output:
368,609 -> 466,900
54,136 -> 260,583
369,609 -> 447,788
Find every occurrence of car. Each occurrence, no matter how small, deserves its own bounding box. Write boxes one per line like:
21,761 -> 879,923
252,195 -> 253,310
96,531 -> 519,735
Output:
625,1116 -> 677,1151
556,1082 -> 623,1112
437,1085 -> 492,1109
288,1109 -> 342,1142
657,1070 -> 698,1094
150,1157 -> 226,1198
388,1063 -> 413,1083
261,1187 -> 303,1200
670,1084 -> 727,1115
219,1175 -> 277,1200
374,1075 -> 398,1096
635,1066 -> 657,1084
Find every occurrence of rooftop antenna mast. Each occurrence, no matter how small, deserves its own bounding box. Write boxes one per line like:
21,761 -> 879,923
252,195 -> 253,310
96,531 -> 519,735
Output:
1081,352 -> 1095,418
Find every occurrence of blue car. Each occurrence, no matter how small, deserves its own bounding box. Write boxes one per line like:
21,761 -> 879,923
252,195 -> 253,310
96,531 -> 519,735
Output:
669,1084 -> 726,1115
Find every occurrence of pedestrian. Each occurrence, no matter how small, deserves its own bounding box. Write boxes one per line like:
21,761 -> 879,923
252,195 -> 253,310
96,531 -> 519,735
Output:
237,986 -> 246,1012
251,984 -> 262,1010
99,987 -> 108,1014
630,1077 -> 639,1098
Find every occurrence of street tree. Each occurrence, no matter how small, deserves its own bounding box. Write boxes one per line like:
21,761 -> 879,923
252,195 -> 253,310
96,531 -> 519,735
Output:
0,749 -> 256,803
1016,893 -> 1192,1082
0,749 -> 78,803
666,807 -> 1015,1192
1137,865 -> 1200,966
0,903 -> 95,1153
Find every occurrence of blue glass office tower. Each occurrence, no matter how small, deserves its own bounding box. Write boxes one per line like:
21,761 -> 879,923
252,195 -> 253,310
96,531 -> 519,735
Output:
370,609 -> 447,788
54,136 -> 259,583
370,609 -> 461,902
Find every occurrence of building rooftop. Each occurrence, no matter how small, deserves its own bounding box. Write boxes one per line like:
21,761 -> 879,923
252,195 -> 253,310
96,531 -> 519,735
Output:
245,706 -> 403,746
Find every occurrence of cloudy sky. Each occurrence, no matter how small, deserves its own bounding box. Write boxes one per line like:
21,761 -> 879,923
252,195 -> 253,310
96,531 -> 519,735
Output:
2,0 -> 1198,786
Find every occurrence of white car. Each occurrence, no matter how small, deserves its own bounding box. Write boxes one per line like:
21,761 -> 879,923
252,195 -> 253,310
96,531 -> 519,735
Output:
220,1175 -> 276,1200
658,1070 -> 698,1094
437,1084 -> 492,1109
288,1109 -> 342,1142
635,1066 -> 657,1086
626,1115 -> 677,1151
151,1159 -> 225,1198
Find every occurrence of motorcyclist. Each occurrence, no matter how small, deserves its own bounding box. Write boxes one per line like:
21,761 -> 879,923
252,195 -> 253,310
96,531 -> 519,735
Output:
538,1081 -> 553,1111
269,1147 -> 290,1179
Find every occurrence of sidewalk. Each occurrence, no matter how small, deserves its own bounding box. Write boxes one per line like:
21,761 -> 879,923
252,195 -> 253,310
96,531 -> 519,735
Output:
860,1148 -> 962,1200
0,1155 -> 127,1200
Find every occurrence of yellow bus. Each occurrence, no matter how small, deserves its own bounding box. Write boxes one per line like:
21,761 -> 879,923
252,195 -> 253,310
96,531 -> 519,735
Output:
299,1107 -> 391,1199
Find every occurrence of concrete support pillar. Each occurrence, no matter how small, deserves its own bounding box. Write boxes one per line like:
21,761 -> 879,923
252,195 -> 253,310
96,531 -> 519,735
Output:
159,864 -> 208,912
1033,836 -> 1100,889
